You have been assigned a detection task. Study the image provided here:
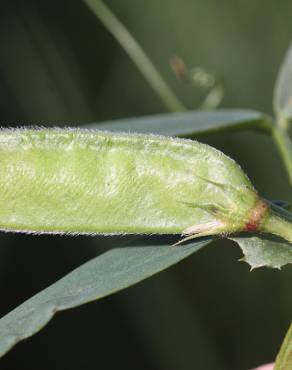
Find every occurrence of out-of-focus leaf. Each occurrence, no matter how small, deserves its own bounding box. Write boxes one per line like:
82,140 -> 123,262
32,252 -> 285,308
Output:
87,109 -> 271,136
231,236 -> 292,270
274,43 -> 292,121
274,323 -> 292,370
0,237 -> 211,358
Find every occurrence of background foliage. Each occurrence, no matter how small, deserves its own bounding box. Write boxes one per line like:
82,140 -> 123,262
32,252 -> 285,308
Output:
0,1 -> 291,369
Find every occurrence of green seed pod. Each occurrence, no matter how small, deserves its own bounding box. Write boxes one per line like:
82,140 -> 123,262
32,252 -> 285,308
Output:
0,128 -> 290,243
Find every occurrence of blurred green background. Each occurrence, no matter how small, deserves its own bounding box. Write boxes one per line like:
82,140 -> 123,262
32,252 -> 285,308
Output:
0,1 -> 291,369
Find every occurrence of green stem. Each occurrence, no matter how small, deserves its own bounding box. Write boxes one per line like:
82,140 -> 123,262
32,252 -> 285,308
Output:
274,324 -> 292,370
272,125 -> 292,186
262,212 -> 292,243
84,0 -> 186,113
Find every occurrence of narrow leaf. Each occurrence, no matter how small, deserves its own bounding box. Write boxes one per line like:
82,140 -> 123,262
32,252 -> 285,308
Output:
274,42 -> 292,121
274,323 -> 292,370
87,109 -> 271,136
231,236 -> 292,270
0,237 -> 211,358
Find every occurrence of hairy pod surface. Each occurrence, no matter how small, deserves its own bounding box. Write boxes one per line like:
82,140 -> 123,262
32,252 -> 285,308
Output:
0,128 -> 290,241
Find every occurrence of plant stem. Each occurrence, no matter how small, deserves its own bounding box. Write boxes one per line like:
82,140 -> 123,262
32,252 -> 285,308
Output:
262,212 -> 292,244
272,123 -> 292,186
84,0 -> 186,112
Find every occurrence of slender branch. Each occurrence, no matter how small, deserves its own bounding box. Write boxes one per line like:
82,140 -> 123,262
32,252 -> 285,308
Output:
272,113 -> 292,186
272,126 -> 292,185
84,0 -> 186,112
